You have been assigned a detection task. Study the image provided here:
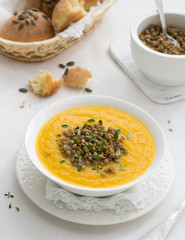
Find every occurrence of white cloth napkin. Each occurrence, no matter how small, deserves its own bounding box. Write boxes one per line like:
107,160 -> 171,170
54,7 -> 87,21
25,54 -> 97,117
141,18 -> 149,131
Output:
45,150 -> 173,216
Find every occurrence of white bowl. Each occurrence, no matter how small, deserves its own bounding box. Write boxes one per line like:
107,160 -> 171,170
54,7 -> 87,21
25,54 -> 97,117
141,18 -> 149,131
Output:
25,95 -> 166,197
130,10 -> 185,86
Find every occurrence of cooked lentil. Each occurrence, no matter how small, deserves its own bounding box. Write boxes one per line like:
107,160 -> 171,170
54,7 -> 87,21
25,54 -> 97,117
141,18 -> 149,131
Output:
139,24 -> 185,55
58,120 -> 127,173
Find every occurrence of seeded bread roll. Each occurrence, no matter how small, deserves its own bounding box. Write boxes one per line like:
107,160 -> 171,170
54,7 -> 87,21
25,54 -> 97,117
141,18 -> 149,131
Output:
0,10 -> 55,42
84,0 -> 103,11
52,0 -> 87,33
26,0 -> 60,18
29,70 -> 62,96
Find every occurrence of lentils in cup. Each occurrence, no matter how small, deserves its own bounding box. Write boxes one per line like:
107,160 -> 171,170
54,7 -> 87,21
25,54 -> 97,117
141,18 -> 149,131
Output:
57,119 -> 128,175
139,24 -> 185,55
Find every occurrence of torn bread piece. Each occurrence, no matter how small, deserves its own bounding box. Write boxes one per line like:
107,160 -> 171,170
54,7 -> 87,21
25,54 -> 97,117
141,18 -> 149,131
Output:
29,70 -> 62,96
52,0 -> 87,33
62,66 -> 92,88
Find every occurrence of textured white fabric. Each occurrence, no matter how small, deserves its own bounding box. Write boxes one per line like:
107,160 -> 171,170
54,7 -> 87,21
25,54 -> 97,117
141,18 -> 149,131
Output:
45,150 -> 173,216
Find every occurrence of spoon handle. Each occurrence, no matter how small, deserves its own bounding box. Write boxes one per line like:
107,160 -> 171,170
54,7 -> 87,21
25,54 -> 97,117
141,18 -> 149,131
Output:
139,200 -> 185,240
154,0 -> 167,34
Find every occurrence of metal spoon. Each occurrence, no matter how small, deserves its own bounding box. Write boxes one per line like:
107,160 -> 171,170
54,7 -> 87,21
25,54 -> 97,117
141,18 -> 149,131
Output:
139,199 -> 185,240
154,0 -> 180,47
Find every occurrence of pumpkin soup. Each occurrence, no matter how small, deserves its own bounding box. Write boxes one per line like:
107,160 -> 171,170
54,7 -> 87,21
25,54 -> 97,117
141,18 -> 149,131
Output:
36,106 -> 155,188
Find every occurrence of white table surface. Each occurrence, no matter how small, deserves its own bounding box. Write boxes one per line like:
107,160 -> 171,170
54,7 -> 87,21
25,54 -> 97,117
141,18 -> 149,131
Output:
1,0 -> 185,239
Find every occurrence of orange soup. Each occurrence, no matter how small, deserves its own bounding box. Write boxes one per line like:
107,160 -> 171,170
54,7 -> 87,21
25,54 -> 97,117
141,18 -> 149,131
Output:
36,106 -> 155,188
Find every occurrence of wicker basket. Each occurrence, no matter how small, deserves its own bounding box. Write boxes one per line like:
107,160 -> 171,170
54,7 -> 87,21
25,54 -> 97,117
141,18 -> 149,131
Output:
0,0 -> 116,62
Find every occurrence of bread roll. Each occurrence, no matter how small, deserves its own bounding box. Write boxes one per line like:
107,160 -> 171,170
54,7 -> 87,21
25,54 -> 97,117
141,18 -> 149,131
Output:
62,66 -> 92,88
84,0 -> 103,11
26,0 -> 59,18
52,0 -> 87,33
0,10 -> 55,42
29,70 -> 62,96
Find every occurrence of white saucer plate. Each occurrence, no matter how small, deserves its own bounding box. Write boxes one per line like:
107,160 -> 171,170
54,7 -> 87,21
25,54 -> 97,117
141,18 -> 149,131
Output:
16,145 -> 174,225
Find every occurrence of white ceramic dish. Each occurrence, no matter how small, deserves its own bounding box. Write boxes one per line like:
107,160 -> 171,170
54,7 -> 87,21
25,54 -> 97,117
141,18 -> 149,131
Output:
25,95 -> 166,197
130,10 -> 185,87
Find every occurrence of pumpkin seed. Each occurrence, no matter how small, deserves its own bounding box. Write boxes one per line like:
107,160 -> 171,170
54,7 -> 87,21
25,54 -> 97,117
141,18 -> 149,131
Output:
18,22 -> 24,30
64,68 -> 69,76
66,61 -> 75,67
42,14 -> 49,19
28,10 -> 34,16
59,64 -> 65,69
25,19 -> 30,25
12,20 -> 19,24
18,15 -> 25,20
85,88 -> 92,93
32,8 -> 39,12
31,20 -> 36,26
18,88 -> 28,93
34,15 -> 39,20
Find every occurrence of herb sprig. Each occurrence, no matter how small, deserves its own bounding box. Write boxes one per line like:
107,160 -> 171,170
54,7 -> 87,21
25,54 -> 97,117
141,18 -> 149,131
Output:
114,129 -> 121,139
92,165 -> 103,173
4,192 -> 14,198
87,119 -> 95,123
61,124 -> 68,128
4,192 -> 20,212
45,151 -> 52,155
120,163 -> 125,170
126,133 -> 131,139
59,160 -> 65,163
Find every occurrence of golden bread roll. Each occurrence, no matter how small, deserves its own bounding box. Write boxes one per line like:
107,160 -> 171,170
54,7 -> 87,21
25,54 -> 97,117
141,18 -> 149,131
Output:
84,0 -> 103,11
26,0 -> 60,18
29,70 -> 62,96
62,66 -> 92,88
0,10 -> 55,42
52,0 -> 87,33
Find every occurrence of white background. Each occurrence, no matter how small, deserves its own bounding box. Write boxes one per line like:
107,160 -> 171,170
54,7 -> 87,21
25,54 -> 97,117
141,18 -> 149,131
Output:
1,0 -> 185,239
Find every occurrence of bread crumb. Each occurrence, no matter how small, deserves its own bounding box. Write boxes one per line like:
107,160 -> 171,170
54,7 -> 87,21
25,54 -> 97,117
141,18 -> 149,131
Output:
84,0 -> 103,11
29,70 -> 62,97
62,66 -> 92,88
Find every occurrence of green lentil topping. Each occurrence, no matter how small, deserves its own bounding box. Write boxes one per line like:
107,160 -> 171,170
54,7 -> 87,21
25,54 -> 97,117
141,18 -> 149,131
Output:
57,120 -> 128,174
